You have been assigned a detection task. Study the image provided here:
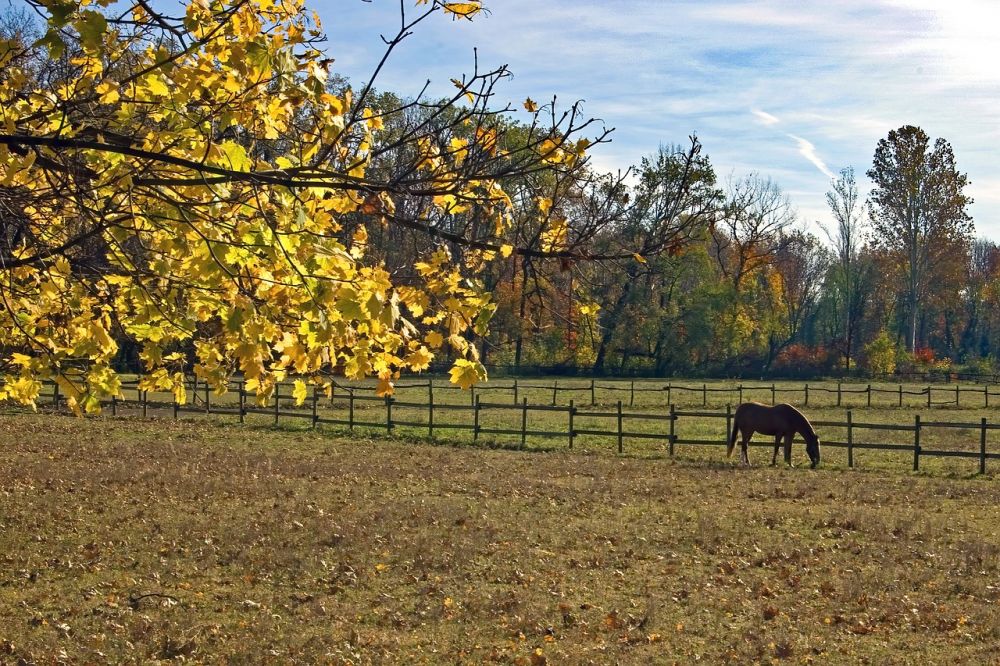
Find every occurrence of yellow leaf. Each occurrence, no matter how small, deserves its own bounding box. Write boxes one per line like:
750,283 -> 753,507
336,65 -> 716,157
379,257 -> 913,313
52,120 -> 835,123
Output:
425,331 -> 444,348
375,375 -> 394,397
523,97 -> 538,113
405,346 -> 433,371
292,379 -> 308,405
442,2 -> 483,20
143,73 -> 169,97
448,358 -> 485,390
96,80 -> 119,104
633,253 -> 647,264
500,244 -> 514,258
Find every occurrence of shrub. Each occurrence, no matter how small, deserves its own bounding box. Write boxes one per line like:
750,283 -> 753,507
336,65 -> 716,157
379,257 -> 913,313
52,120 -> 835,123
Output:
864,331 -> 897,377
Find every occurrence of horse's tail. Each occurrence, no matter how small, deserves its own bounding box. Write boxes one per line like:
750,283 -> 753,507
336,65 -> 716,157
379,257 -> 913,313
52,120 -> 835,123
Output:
727,421 -> 738,458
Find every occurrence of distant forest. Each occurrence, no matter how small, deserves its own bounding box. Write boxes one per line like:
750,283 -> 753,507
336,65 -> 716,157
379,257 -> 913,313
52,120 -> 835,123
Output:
358,99 -> 991,379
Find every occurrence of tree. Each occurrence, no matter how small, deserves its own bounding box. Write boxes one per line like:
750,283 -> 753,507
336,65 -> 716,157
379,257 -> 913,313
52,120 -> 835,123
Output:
0,0 -> 611,410
765,230 -> 829,368
823,167 -> 865,371
867,125 -> 974,352
589,141 -> 721,373
710,173 -> 795,366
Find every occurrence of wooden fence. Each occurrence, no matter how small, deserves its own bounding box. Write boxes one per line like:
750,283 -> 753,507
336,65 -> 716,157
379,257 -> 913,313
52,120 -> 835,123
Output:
24,378 -> 1000,475
296,377 -> 995,409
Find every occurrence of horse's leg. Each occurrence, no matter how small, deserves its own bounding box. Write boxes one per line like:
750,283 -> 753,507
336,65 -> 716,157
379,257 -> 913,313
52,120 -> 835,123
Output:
783,433 -> 793,466
741,431 -> 752,467
771,435 -> 780,466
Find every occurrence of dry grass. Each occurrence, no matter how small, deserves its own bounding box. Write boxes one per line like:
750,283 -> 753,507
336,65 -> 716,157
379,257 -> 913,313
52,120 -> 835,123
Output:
2,413 -> 999,663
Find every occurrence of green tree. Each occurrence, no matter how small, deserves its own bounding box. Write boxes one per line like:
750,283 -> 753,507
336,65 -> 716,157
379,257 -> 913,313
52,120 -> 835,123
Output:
867,125 -> 974,352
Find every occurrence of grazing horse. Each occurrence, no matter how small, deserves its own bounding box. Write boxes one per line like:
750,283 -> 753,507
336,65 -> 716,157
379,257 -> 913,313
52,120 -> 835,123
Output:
727,402 -> 821,468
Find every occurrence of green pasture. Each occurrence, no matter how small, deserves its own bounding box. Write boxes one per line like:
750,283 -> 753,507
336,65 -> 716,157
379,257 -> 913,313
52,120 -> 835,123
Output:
84,376 -> 1000,478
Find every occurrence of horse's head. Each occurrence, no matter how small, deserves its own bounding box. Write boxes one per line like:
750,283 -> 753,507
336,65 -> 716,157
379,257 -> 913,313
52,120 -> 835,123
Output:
805,430 -> 821,468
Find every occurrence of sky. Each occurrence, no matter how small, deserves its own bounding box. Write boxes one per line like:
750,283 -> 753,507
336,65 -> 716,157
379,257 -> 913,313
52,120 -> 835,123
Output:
317,0 -> 1000,241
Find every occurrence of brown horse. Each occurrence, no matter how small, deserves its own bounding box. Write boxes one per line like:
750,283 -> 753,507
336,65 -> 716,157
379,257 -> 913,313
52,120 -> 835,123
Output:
727,402 -> 821,468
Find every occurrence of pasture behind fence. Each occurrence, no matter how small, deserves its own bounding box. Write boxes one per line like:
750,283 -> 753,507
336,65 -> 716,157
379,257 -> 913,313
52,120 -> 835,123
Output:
23,377 -> 1000,475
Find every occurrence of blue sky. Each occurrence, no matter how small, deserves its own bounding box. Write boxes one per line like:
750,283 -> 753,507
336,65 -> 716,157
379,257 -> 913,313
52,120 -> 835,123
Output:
317,0 -> 1000,241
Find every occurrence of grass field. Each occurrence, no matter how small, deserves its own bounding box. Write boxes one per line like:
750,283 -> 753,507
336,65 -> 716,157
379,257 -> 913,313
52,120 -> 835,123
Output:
2,412 -> 999,663
71,377 -> 1000,476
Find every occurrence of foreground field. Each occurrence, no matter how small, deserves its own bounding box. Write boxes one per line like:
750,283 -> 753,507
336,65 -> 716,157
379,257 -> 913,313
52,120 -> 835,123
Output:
1,415 -> 999,663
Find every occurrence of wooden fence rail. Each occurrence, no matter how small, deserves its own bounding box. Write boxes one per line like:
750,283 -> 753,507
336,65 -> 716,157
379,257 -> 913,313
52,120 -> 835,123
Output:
19,379 -> 1000,475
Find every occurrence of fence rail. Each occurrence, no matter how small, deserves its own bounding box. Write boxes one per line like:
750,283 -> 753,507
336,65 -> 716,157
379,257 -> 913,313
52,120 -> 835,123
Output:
14,378 -> 1000,475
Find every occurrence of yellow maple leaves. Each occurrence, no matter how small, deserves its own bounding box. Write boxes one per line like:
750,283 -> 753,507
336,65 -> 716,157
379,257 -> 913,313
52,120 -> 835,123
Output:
0,0 -> 511,411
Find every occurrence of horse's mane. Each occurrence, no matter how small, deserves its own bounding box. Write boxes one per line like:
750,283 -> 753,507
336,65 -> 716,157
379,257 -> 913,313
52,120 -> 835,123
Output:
783,404 -> 817,437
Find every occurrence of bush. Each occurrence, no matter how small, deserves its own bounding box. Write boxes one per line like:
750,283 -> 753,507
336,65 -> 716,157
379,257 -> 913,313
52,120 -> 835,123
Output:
772,344 -> 836,378
864,331 -> 897,377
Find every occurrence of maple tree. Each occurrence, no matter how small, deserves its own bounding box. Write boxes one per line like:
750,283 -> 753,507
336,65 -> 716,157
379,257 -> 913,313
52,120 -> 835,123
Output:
0,0 -> 607,411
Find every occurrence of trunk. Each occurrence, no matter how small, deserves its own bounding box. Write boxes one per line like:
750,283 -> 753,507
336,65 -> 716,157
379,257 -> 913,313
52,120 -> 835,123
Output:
513,259 -> 528,371
592,269 -> 636,374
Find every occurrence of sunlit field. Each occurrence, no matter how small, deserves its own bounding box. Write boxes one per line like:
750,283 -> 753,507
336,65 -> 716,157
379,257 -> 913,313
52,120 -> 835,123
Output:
1,412 -> 998,663
90,376 -> 1000,477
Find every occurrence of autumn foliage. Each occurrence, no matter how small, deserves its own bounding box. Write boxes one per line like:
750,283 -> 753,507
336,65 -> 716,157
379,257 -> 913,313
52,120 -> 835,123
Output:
0,0 -> 605,411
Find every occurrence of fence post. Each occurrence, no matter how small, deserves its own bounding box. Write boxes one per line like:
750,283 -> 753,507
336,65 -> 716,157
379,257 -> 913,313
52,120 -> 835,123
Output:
867,384 -> 872,408
274,384 -> 280,425
666,383 -> 672,405
703,383 -> 708,407
568,400 -> 575,450
238,381 -> 245,424
192,375 -> 198,407
428,381 -> 435,439
926,386 -> 931,409
771,383 -> 776,405
552,381 -> 557,407
913,415 -> 921,472
630,381 -> 635,408
837,382 -> 842,407
980,417 -> 987,475
53,381 -> 60,408
470,385 -> 476,407
616,400 -> 623,454
473,394 -> 480,444
173,395 -> 178,419
142,389 -> 148,419
668,403 -> 676,456
805,383 -> 809,407
520,397 -> 527,450
847,409 -> 853,468
899,384 -> 903,407
955,384 -> 960,407
311,388 -> 318,429
111,393 -> 117,416
738,384 -> 743,405
385,395 -> 393,436
986,385 -> 990,409
513,379 -> 519,405
590,378 -> 595,406
348,391 -> 355,432
204,382 -> 210,414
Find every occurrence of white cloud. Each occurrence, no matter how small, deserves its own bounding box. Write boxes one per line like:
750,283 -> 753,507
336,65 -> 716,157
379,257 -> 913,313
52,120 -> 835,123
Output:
788,134 -> 834,180
751,109 -> 780,126
317,0 -> 1000,241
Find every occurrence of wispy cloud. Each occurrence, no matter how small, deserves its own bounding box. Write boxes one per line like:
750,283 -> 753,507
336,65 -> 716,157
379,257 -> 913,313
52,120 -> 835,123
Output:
318,0 -> 1000,240
788,135 -> 835,179
752,109 -> 780,126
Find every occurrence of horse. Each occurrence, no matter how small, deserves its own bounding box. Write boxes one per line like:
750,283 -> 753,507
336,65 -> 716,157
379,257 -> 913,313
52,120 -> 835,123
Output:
727,402 -> 821,468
